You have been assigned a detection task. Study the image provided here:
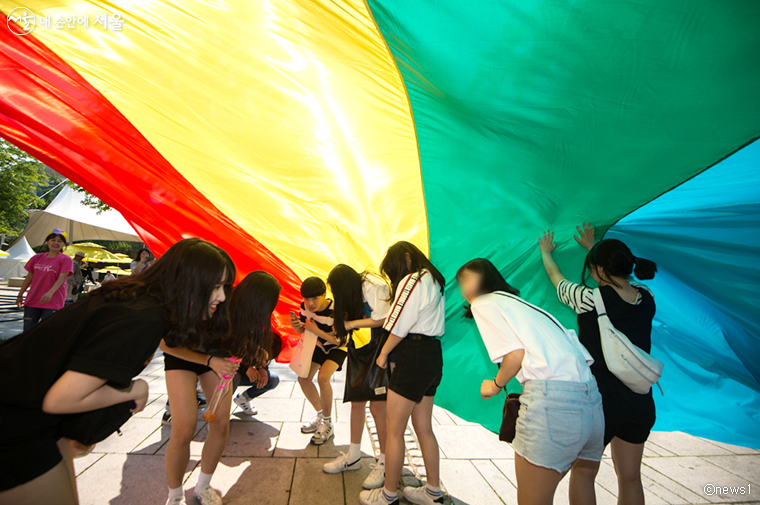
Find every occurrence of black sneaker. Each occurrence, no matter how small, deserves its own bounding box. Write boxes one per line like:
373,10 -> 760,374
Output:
197,395 -> 206,406
162,411 -> 172,426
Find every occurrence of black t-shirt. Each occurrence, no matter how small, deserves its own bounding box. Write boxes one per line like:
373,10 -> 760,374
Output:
0,293 -> 168,409
558,279 -> 656,381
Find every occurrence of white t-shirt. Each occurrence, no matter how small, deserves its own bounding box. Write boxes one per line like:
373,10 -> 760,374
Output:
470,291 -> 593,384
383,269 -> 445,338
362,273 -> 391,321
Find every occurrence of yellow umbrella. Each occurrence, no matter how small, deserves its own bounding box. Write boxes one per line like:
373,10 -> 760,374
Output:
66,244 -> 132,263
73,242 -> 105,249
96,266 -> 131,276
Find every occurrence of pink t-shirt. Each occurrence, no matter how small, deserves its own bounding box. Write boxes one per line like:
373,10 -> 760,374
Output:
24,253 -> 73,310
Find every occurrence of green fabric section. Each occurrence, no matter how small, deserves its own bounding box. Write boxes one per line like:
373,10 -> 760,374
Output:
367,0 -> 760,431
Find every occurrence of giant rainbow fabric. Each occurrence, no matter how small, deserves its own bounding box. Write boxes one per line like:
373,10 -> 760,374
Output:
1,1 -> 758,448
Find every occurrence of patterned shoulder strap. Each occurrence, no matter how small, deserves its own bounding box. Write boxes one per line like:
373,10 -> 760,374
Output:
384,270 -> 426,333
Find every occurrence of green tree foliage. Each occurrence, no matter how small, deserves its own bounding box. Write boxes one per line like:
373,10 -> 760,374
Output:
0,139 -> 48,236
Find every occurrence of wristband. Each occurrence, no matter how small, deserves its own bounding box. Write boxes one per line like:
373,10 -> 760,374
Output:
493,377 -> 504,389
207,355 -> 213,367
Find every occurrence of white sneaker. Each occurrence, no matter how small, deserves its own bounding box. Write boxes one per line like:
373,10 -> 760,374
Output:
194,485 -> 223,505
165,496 -> 187,505
359,488 -> 399,505
403,485 -> 445,504
233,393 -> 258,415
301,412 -> 323,433
362,462 -> 385,489
323,451 -> 362,474
310,419 -> 334,445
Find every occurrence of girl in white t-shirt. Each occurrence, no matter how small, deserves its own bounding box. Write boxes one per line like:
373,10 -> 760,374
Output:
457,258 -> 604,505
360,241 -> 446,505
323,265 -> 391,490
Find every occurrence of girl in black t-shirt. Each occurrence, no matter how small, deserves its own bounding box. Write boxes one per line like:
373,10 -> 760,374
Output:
0,238 -> 236,505
539,224 -> 658,505
160,270 -> 281,505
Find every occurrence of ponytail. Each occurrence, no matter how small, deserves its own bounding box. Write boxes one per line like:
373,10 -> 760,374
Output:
633,256 -> 658,280
584,239 -> 657,286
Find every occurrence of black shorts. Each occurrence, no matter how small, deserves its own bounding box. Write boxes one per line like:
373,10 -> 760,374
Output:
597,372 -> 656,445
164,353 -> 213,376
312,346 -> 347,371
0,403 -> 63,491
389,337 -> 443,403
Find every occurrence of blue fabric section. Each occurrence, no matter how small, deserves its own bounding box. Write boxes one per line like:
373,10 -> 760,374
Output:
606,139 -> 760,449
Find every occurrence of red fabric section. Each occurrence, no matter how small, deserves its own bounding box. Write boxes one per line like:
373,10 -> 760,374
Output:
0,15 -> 300,352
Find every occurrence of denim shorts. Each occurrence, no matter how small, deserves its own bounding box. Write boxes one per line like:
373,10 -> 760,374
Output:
511,379 -> 604,473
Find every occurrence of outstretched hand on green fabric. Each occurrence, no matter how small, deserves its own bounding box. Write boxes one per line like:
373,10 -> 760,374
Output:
574,223 -> 596,250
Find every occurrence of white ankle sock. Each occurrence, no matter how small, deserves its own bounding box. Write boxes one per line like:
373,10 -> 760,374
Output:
194,471 -> 212,494
378,453 -> 386,465
348,442 -> 361,461
382,487 -> 398,502
426,484 -> 443,497
168,486 -> 183,500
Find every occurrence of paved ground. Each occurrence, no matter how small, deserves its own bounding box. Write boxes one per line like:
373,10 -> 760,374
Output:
1,283 -> 758,504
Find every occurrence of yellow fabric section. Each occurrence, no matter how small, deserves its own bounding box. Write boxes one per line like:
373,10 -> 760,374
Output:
6,0 -> 428,278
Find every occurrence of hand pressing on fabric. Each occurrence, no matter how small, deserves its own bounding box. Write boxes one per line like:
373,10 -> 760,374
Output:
574,222 -> 596,250
538,230 -> 557,253
39,291 -> 54,305
209,356 -> 240,379
480,379 -> 502,400
376,352 -> 389,370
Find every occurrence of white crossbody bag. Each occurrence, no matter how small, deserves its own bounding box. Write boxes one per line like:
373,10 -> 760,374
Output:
593,288 -> 664,394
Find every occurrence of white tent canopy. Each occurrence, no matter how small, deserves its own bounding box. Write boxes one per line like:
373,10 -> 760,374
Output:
0,237 -> 34,281
14,186 -> 140,248
5,236 -> 34,260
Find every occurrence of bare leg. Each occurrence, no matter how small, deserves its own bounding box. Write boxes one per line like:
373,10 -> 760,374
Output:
384,390 -> 417,493
198,371 -> 233,475
297,362 -> 322,413
351,401 -> 368,444
316,359 -> 340,418
164,370 -> 200,489
515,454 -> 564,505
410,396 -> 440,487
0,461 -> 77,505
56,437 -> 84,501
610,437 -> 645,505
369,400 -> 387,454
569,458 -> 600,505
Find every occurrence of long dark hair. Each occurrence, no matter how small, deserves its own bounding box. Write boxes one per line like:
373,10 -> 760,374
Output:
97,238 -> 236,350
456,258 -> 520,318
380,241 -> 445,297
226,271 -> 282,369
134,247 -> 152,261
583,239 -> 657,288
327,264 -> 367,344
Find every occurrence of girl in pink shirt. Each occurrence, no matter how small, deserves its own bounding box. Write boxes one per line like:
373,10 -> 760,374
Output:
16,229 -> 73,330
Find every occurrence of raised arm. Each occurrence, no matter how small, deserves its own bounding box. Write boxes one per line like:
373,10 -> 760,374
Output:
539,230 -> 567,288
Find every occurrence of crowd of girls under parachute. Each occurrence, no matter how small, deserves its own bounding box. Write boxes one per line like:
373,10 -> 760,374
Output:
0,223 -> 659,505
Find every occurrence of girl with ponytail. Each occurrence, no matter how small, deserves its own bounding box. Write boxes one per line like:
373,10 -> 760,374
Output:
539,223 -> 657,505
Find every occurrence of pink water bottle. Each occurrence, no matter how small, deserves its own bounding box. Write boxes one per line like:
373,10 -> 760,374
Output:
202,357 -> 242,422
